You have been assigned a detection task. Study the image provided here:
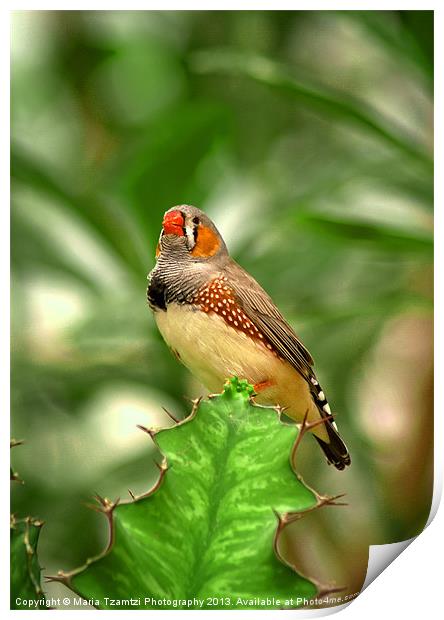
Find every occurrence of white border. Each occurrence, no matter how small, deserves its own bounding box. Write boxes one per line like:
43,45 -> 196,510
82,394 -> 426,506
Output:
4,2 -> 440,618
3,2 -> 440,9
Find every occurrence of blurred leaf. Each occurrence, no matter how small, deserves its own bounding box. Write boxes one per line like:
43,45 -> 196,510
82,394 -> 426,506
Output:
94,39 -> 186,126
54,379 -> 320,609
190,49 -> 432,167
399,11 -> 434,74
293,211 -> 433,254
11,349 -> 187,425
11,147 -> 147,279
104,102 -> 231,242
11,206 -> 100,291
345,11 -> 433,83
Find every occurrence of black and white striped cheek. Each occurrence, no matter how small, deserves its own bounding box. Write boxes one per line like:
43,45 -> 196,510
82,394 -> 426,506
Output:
185,225 -> 196,251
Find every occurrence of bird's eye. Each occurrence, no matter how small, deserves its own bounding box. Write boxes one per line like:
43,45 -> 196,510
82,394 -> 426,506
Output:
192,216 -> 200,225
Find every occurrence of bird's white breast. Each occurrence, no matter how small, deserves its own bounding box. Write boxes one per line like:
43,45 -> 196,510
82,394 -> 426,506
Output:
154,302 -> 327,440
154,303 -> 277,393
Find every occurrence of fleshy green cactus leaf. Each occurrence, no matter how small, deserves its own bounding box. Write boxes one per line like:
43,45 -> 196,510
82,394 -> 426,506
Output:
52,378 -> 333,609
11,438 -> 46,609
10,516 -> 46,609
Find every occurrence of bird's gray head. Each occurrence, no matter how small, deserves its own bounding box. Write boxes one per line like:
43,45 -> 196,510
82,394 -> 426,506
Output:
156,205 -> 228,262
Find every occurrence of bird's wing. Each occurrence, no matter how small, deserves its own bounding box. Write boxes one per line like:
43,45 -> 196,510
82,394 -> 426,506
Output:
224,260 -> 314,380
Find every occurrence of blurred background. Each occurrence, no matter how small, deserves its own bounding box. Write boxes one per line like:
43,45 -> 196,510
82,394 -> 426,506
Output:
11,10 -> 433,605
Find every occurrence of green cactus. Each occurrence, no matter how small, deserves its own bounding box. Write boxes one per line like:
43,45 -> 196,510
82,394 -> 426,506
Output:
11,439 -> 46,610
10,516 -> 45,610
49,378 -> 343,609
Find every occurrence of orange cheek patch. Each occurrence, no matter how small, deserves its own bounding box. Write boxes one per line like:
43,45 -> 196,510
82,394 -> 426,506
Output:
155,242 -> 161,258
191,225 -> 220,258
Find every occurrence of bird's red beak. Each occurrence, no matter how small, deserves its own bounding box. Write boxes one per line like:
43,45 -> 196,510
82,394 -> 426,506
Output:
162,210 -> 185,236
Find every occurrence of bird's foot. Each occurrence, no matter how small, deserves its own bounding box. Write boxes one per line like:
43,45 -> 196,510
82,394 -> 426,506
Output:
253,379 -> 274,393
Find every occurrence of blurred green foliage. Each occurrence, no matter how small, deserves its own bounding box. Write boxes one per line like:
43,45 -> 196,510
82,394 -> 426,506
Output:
11,10 -> 433,604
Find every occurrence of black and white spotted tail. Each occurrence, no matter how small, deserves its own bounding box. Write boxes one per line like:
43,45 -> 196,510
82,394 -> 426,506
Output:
310,376 -> 351,470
